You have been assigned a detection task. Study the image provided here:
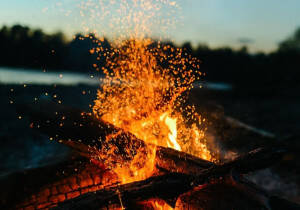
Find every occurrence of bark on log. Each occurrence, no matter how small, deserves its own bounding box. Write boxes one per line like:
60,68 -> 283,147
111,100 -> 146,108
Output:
0,155 -> 120,210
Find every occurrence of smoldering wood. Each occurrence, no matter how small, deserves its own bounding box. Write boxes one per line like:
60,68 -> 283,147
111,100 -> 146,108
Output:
53,143 -> 291,210
1,153 -> 128,210
0,154 -> 89,209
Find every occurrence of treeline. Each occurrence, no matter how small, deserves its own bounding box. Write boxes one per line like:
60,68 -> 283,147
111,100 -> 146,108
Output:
0,24 -> 300,87
0,25 -> 107,73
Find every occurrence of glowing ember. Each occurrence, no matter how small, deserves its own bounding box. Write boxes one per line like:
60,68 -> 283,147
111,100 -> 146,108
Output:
140,199 -> 174,210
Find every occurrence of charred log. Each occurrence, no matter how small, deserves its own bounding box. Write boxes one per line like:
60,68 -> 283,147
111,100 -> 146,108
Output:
54,144 -> 290,210
0,155 -> 119,210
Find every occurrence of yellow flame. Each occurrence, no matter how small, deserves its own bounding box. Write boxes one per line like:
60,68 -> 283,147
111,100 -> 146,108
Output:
160,112 -> 181,151
86,0 -> 214,209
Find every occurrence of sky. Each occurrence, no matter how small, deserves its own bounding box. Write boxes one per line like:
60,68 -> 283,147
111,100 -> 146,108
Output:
1,0 -> 300,52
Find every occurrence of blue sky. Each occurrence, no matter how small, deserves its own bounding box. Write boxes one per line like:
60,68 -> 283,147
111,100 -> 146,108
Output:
1,0 -> 300,52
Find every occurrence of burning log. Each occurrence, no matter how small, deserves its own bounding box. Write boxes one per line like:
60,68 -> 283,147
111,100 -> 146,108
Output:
19,100 -> 291,175
53,143 -> 292,210
0,155 -> 119,210
18,100 -> 213,175
53,175 -> 270,210
3,142 -> 295,210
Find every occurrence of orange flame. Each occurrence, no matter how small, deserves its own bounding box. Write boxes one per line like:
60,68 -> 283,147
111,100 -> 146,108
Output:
92,38 -> 213,181
141,199 -> 174,210
85,0 -> 213,209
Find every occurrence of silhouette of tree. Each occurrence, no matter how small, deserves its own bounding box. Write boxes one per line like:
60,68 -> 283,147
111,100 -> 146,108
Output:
279,27 -> 300,52
182,42 -> 193,54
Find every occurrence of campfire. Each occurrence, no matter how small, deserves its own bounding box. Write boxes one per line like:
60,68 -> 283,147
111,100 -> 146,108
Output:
4,0 -> 299,209
91,37 -> 214,185
12,100 -> 296,209
75,0 -> 214,194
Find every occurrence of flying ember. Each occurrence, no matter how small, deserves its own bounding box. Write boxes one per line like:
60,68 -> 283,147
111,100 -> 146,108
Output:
83,0 -> 213,208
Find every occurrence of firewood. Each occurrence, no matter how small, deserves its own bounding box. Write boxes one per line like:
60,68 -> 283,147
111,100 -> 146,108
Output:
53,172 -> 193,209
1,154 -> 121,210
3,137 -> 290,209
18,100 -> 213,175
53,143 -> 290,210
15,101 -> 297,209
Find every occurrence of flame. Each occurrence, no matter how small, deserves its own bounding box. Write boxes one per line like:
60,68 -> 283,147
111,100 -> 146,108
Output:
153,201 -> 173,210
160,112 -> 181,151
92,38 -> 213,179
81,0 -> 214,209
141,199 -> 174,210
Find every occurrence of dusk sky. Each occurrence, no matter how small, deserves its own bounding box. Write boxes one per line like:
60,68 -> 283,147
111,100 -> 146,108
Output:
1,0 -> 300,52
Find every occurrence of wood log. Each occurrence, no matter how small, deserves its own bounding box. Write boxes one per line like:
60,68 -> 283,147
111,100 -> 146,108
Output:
2,138 -> 290,210
175,177 -> 300,210
53,143 -> 290,210
18,100 -> 213,175
0,155 -> 120,210
14,101 -> 296,209
53,172 -> 194,210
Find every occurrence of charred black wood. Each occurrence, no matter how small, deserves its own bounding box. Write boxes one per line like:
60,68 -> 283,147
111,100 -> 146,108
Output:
0,154 -> 88,209
53,173 -> 193,210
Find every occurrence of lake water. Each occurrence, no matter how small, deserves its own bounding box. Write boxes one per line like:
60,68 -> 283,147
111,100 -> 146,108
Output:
0,67 -> 99,85
0,67 -> 232,91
